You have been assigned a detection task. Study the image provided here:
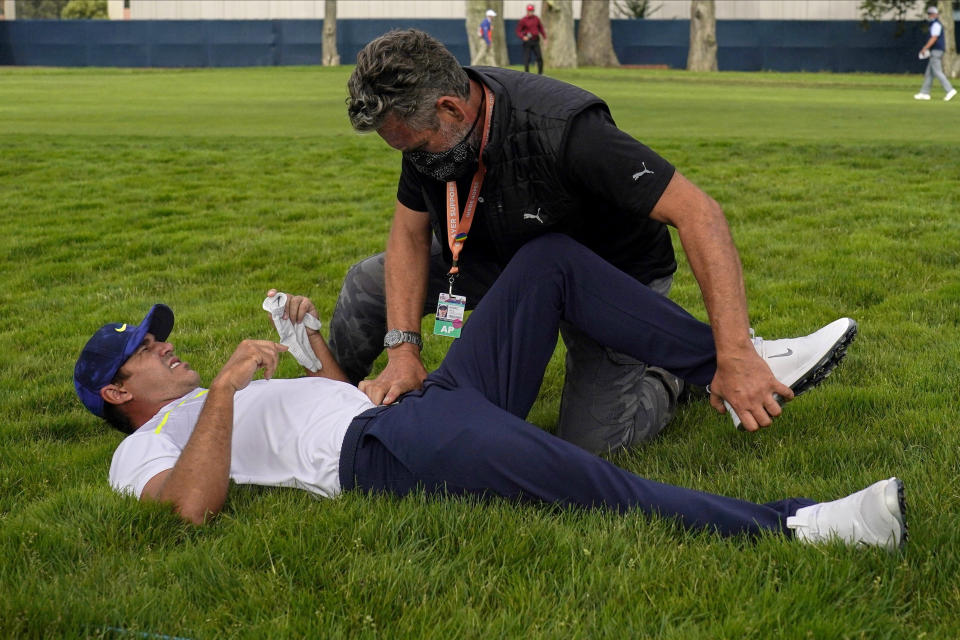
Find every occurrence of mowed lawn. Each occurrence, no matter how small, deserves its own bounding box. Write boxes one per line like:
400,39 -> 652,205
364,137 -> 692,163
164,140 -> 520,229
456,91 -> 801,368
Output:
2,65 -> 960,639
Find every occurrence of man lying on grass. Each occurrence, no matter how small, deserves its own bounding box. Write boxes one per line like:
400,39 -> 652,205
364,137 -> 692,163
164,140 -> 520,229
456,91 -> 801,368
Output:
74,234 -> 905,549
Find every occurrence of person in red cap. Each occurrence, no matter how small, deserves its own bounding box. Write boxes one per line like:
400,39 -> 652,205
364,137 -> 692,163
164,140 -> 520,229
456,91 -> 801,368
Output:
516,3 -> 546,74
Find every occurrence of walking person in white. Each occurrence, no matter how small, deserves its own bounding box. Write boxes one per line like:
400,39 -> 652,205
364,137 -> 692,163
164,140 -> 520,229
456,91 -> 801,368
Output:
474,9 -> 497,67
915,5 -> 957,102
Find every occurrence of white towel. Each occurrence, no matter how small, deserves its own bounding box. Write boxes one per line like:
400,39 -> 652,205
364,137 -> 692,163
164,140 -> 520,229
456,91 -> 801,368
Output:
262,292 -> 323,372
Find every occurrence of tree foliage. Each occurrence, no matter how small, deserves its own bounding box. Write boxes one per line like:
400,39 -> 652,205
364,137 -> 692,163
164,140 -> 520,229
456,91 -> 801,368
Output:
61,0 -> 107,19
612,0 -> 661,19
15,0 -> 68,19
859,0 -> 922,35
859,0 -> 922,23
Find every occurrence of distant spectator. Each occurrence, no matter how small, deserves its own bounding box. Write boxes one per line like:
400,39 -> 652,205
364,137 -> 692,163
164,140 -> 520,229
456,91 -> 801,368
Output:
474,8 -> 497,66
516,3 -> 547,74
914,5 -> 956,102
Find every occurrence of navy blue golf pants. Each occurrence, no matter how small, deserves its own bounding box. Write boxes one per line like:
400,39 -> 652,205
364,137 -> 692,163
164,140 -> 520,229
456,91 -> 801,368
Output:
340,234 -> 814,537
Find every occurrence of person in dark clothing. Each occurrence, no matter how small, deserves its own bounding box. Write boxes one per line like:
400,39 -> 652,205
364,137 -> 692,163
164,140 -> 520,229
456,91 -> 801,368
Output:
516,3 -> 547,74
333,28 -> 833,457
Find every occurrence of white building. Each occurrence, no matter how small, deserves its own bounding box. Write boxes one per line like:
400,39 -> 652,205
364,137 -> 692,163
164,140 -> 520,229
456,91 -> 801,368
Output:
103,1 -> 910,21
0,0 -> 927,22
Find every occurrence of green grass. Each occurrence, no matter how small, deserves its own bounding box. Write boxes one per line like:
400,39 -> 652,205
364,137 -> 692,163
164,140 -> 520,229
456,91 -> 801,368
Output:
2,65 -> 960,638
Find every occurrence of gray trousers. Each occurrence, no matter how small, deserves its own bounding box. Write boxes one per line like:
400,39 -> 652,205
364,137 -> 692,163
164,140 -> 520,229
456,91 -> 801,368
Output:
921,50 -> 954,95
472,41 -> 496,67
328,238 -> 683,455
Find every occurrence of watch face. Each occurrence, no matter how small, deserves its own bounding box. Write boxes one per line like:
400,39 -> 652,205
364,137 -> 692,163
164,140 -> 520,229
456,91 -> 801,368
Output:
384,329 -> 401,348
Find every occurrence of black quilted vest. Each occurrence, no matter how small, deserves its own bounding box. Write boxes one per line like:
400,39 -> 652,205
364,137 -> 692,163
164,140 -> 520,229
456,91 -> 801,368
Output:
419,66 -> 675,283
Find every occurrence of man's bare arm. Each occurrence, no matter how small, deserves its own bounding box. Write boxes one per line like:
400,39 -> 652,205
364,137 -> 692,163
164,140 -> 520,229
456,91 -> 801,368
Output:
140,340 -> 287,524
358,200 -> 433,405
650,171 -> 792,431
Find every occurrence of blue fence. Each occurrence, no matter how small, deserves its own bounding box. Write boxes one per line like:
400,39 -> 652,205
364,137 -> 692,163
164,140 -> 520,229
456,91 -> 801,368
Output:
0,18 -> 942,73
610,19 -> 936,73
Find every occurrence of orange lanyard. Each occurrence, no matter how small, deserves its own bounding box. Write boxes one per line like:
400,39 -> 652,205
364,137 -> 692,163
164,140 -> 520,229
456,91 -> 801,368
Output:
446,84 -> 495,276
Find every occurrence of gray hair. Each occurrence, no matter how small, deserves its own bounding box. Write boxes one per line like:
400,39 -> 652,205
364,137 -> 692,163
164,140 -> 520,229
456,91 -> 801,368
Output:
347,29 -> 471,132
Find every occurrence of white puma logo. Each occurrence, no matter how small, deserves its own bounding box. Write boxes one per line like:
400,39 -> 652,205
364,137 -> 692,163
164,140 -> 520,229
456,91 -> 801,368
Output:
632,163 -> 654,181
523,208 -> 545,224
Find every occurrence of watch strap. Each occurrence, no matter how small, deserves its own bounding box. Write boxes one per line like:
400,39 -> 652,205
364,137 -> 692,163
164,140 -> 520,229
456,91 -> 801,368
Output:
384,329 -> 423,350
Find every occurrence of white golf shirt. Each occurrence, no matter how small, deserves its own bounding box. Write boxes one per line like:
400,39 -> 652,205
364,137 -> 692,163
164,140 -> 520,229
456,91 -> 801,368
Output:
109,377 -> 376,500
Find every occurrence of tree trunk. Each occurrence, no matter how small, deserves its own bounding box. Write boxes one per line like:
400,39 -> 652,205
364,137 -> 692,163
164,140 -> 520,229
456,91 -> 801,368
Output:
577,0 -> 620,67
939,0 -> 958,78
491,0 -> 509,66
687,0 -> 718,72
542,0 -> 578,69
322,0 -> 340,66
466,0 -> 507,66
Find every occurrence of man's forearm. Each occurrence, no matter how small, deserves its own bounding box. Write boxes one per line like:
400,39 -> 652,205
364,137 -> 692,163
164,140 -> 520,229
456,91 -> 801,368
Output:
153,384 -> 235,524
651,172 -> 791,428
357,203 -> 432,403
306,330 -> 350,383
384,213 -> 431,341
652,172 -> 752,355
676,202 -> 752,357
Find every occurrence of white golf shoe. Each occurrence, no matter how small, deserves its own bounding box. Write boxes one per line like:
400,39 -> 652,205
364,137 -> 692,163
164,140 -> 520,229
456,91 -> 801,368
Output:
722,317 -> 858,428
946,89 -> 957,102
787,478 -> 907,550
914,93 -> 931,100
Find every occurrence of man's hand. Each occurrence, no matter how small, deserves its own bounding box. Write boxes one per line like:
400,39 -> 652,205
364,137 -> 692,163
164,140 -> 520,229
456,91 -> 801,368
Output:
708,347 -> 794,432
358,347 -> 427,405
649,171 -> 787,432
210,340 -> 288,394
265,288 -> 321,336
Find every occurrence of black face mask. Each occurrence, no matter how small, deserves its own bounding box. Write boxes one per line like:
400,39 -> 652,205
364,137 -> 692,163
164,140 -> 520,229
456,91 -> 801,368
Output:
404,107 -> 482,182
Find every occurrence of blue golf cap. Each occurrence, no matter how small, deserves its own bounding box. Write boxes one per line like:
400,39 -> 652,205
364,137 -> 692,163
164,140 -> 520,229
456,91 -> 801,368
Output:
74,304 -> 174,417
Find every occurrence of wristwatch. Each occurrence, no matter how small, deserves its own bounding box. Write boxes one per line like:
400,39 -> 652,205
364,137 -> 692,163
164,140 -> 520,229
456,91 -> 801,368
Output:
383,329 -> 423,351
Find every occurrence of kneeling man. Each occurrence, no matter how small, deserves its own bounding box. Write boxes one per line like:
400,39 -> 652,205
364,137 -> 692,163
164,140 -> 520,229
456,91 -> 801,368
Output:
74,235 -> 905,549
